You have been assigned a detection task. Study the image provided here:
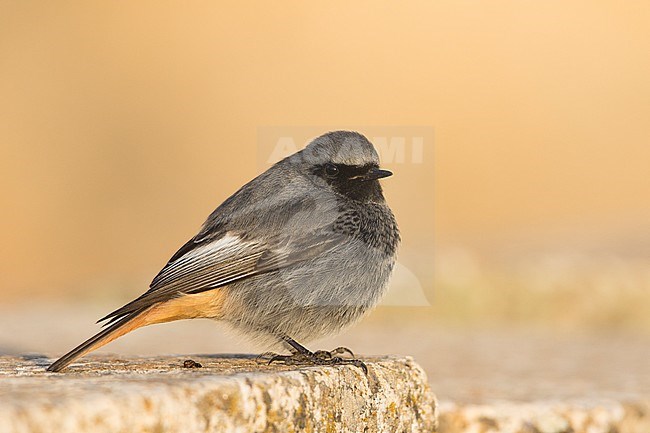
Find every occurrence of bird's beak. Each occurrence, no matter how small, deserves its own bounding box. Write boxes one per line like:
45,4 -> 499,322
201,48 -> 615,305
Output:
363,167 -> 393,181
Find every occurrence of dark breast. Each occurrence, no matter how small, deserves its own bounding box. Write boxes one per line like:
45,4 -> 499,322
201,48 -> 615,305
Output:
333,202 -> 400,257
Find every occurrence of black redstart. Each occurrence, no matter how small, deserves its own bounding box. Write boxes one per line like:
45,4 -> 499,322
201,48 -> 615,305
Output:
48,131 -> 400,373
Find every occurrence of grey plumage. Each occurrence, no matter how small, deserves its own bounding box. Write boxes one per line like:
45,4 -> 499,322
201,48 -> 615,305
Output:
48,131 -> 399,372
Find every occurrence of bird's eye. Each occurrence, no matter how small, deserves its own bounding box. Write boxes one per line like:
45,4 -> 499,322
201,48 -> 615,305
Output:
324,163 -> 339,178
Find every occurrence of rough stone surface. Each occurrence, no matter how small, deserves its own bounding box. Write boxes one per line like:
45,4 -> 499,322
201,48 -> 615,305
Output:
0,354 -> 437,433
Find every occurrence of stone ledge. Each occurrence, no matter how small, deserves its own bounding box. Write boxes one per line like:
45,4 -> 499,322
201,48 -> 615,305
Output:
0,354 -> 437,433
438,400 -> 650,433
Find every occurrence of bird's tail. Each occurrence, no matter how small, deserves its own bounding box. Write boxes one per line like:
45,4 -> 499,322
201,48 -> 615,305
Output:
47,290 -> 225,372
47,306 -> 153,372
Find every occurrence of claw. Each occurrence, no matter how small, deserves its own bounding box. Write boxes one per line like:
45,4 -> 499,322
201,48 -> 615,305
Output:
348,359 -> 368,375
259,347 -> 367,375
268,355 -> 287,365
256,352 -> 278,362
330,346 -> 355,358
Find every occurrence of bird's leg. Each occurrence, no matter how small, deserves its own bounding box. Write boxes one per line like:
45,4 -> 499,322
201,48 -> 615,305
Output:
282,336 -> 355,359
256,335 -> 310,360
263,335 -> 368,374
281,335 -> 313,356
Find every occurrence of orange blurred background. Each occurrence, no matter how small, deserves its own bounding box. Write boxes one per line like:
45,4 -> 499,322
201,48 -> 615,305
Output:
1,1 -> 649,332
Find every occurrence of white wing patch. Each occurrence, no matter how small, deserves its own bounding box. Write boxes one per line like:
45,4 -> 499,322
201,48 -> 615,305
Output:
151,234 -> 265,292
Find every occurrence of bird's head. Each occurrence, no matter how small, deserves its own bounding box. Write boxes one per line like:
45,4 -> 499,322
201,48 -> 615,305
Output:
291,131 -> 392,203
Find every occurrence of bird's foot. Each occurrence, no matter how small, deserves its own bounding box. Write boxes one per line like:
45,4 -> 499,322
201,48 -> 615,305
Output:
313,346 -> 355,359
260,347 -> 367,374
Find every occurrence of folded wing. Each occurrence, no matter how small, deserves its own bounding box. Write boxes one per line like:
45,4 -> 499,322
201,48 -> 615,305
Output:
98,230 -> 343,326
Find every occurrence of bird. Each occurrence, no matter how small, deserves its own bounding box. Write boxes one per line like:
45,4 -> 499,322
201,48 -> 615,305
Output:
47,131 -> 400,373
